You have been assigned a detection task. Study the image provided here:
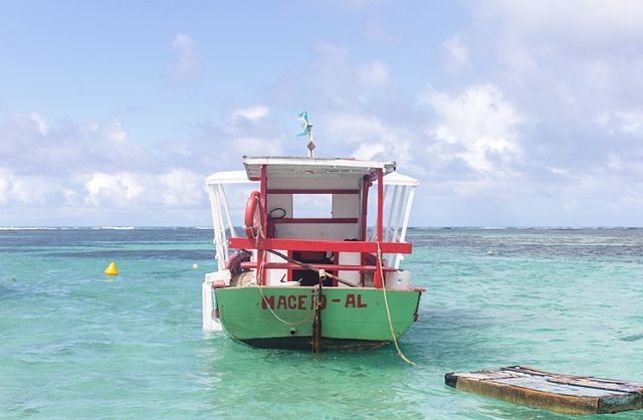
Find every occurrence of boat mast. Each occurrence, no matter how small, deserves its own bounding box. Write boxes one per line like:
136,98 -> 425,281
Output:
298,111 -> 315,158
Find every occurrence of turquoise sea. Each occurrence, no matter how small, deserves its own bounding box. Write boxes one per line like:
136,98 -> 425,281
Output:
1,227 -> 642,419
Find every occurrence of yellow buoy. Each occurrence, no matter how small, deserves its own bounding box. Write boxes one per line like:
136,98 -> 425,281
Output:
104,261 -> 119,276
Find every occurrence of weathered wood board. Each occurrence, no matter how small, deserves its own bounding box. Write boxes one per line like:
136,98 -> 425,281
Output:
445,366 -> 643,415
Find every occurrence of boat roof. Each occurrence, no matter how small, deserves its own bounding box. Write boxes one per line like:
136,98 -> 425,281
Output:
374,171 -> 418,187
242,156 -> 396,179
205,170 -> 250,185
206,166 -> 418,187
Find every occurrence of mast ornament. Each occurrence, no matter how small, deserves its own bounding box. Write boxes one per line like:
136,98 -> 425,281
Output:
297,111 -> 315,157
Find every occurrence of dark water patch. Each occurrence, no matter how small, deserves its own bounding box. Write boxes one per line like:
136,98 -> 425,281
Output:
0,247 -> 57,253
621,333 -> 643,342
0,282 -> 19,300
411,229 -> 643,259
43,249 -> 214,260
0,227 -> 212,248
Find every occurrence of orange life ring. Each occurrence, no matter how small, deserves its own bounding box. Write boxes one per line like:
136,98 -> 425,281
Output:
244,190 -> 262,240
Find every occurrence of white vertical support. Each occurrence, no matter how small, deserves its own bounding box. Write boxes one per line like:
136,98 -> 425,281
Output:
215,184 -> 231,259
208,185 -> 219,253
209,185 -> 226,271
391,187 -> 407,267
202,279 -> 217,331
395,185 -> 416,269
215,186 -> 227,265
386,185 -> 399,241
218,184 -> 235,239
210,187 -> 222,270
391,186 -> 406,243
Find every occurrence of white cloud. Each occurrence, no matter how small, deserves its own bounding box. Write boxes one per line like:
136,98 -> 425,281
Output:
84,169 -> 205,208
0,167 -> 60,205
326,113 -> 412,163
314,43 -> 350,60
171,33 -> 202,82
272,44 -> 397,112
232,105 -> 269,122
597,109 -> 643,136
160,169 -> 203,206
352,142 -> 385,160
424,84 -> 525,174
85,172 -> 145,206
231,136 -> 283,156
29,112 -> 48,135
442,34 -> 469,72
0,168 -> 9,204
327,114 -> 389,143
357,60 -> 390,86
0,111 -> 213,215
0,114 -> 147,174
479,0 -> 643,43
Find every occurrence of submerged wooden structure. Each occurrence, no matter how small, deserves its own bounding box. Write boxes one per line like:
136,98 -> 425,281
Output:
445,366 -> 643,415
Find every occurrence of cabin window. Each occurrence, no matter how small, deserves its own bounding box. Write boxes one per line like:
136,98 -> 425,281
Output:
292,194 -> 332,218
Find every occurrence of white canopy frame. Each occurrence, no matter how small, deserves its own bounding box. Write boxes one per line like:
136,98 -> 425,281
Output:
369,172 -> 418,268
206,170 -> 251,271
206,168 -> 418,271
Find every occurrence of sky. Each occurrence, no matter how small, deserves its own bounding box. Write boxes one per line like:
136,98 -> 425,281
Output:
1,0 -> 642,227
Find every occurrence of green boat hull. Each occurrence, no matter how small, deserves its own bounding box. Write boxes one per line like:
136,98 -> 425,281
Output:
214,286 -> 422,350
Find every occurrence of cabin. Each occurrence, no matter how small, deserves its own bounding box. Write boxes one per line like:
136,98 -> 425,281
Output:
205,156 -> 418,289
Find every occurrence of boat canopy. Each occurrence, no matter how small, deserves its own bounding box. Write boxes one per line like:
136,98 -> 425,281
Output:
206,168 -> 417,187
206,157 -> 418,272
205,170 -> 249,185
242,156 -> 396,179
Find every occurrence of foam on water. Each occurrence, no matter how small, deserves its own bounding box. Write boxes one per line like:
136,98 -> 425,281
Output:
0,228 -> 641,418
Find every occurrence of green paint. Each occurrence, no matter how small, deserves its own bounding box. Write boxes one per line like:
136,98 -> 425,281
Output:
214,286 -> 422,343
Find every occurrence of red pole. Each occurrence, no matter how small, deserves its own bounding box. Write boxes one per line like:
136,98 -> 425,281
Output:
360,175 -> 370,241
360,175 -> 370,286
375,168 -> 384,288
257,164 -> 267,285
260,165 -> 268,233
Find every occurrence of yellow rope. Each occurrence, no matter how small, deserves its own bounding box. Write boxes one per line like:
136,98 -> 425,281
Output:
249,194 -> 314,327
256,283 -> 314,327
377,242 -> 417,366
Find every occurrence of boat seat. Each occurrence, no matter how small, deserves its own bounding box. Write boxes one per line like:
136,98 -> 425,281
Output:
293,251 -> 334,286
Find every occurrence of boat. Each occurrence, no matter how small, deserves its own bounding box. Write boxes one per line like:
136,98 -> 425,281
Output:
201,116 -> 422,351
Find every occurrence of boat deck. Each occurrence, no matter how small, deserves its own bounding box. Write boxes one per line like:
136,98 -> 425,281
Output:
445,365 -> 643,415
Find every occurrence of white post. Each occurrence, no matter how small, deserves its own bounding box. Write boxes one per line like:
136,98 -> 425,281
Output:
386,185 -> 399,241
218,184 -> 235,239
202,280 -> 217,331
215,185 -> 228,261
391,186 -> 406,242
396,186 -> 416,269
209,186 -> 226,271
307,129 -> 315,158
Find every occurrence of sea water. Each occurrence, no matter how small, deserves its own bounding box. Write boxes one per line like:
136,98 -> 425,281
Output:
1,227 -> 641,419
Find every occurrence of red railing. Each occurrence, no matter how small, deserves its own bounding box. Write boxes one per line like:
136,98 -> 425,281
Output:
240,262 -> 397,272
228,237 -> 411,254
241,165 -> 405,288
272,218 -> 358,224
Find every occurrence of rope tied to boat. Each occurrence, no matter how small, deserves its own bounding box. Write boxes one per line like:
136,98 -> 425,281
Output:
311,279 -> 323,353
255,215 -> 314,327
256,284 -> 315,326
377,242 -> 417,366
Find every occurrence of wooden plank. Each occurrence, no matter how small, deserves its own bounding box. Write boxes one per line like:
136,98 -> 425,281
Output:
445,366 -> 643,415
